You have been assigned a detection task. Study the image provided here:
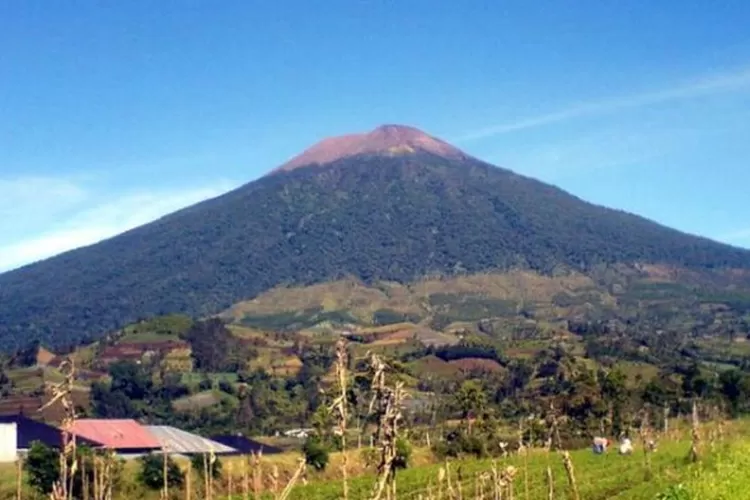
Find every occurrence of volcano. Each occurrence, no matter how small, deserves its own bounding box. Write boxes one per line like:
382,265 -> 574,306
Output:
1,124 -> 748,348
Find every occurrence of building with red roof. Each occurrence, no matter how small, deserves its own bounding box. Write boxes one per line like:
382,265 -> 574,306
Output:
71,419 -> 161,457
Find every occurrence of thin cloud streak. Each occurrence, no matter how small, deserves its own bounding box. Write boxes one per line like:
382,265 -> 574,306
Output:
458,67 -> 750,141
720,228 -> 750,245
0,180 -> 235,272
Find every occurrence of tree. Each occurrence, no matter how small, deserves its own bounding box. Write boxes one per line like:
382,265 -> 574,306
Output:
600,368 -> 628,405
183,318 -> 242,372
719,369 -> 749,414
109,361 -> 153,400
15,340 -> 41,368
25,441 -> 59,495
455,380 -> 487,421
0,367 -> 11,397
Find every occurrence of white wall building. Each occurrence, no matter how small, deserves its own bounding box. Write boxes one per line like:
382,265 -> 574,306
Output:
0,423 -> 18,463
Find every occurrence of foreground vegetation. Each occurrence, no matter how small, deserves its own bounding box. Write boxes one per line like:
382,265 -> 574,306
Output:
2,417 -> 749,499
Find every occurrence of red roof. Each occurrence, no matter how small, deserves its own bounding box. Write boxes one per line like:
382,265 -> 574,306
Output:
71,419 -> 161,450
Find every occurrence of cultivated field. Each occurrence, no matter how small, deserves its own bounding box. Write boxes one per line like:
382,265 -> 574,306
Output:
2,419 -> 749,499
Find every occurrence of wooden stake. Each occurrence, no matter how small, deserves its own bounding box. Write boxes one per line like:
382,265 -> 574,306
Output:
15,455 -> 22,500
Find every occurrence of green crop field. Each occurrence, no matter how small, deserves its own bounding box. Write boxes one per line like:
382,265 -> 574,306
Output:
263,421 -> 750,500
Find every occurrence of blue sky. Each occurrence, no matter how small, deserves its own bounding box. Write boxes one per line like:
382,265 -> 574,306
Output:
2,1 -> 750,272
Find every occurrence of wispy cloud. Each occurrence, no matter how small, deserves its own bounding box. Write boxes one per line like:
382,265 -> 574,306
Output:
458,67 -> 750,141
0,177 -> 235,272
719,228 -> 750,247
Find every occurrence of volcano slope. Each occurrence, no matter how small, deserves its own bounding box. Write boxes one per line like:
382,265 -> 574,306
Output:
1,125 -> 749,348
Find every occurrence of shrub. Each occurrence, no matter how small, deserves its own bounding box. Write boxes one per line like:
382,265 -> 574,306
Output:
138,453 -> 185,490
303,436 -> 330,471
25,441 -> 59,494
432,429 -> 488,459
393,438 -> 412,470
656,484 -> 691,500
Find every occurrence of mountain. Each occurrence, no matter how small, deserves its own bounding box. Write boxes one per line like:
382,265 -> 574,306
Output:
1,124 -> 749,349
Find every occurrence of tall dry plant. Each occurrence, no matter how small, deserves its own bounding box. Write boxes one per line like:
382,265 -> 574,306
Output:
518,417 -> 529,500
717,403 -> 725,442
366,352 -> 408,500
227,461 -> 235,499
252,450 -> 263,499
547,404 -> 579,500
40,357 -> 77,500
330,339 -> 351,500
276,458 -> 306,500
242,455 -> 250,500
270,464 -> 280,495
639,409 -> 653,480
561,451 -> 579,500
201,449 -> 217,500
185,462 -> 192,500
16,454 -> 23,500
161,446 -> 170,500
689,399 -> 700,463
93,450 -> 116,500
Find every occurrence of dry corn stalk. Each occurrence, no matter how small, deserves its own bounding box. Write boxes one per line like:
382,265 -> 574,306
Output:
16,455 -> 23,500
252,450 -> 262,499
227,461 -> 234,498
330,339 -> 350,500
161,446 -> 169,500
41,357 -> 77,500
445,462 -> 456,500
437,466 -> 446,499
97,450 -> 116,500
546,465 -> 553,500
502,466 -> 518,500
208,448 -> 217,499
276,458 -> 306,500
185,462 -> 192,500
689,399 -> 700,463
366,352 -> 408,500
270,464 -> 280,495
639,409 -> 653,480
242,455 -> 250,500
561,451 -> 579,500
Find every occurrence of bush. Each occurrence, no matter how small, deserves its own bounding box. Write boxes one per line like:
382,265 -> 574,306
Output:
138,453 -> 185,490
432,430 -> 488,459
393,438 -> 412,470
656,484 -> 691,500
303,437 -> 330,471
25,441 -> 59,494
198,377 -> 214,392
217,379 -> 236,395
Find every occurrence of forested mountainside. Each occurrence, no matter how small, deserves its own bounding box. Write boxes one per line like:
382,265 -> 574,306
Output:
1,127 -> 749,349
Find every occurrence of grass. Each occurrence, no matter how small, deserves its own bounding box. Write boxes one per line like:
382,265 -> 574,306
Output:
678,439 -> 750,499
262,420 -> 750,500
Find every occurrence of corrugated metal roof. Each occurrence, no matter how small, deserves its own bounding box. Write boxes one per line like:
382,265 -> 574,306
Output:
210,434 -> 283,455
0,415 -> 102,449
71,419 -> 160,450
144,426 -> 236,455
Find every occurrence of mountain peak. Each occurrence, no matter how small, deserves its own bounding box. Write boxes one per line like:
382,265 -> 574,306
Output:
275,124 -> 470,173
